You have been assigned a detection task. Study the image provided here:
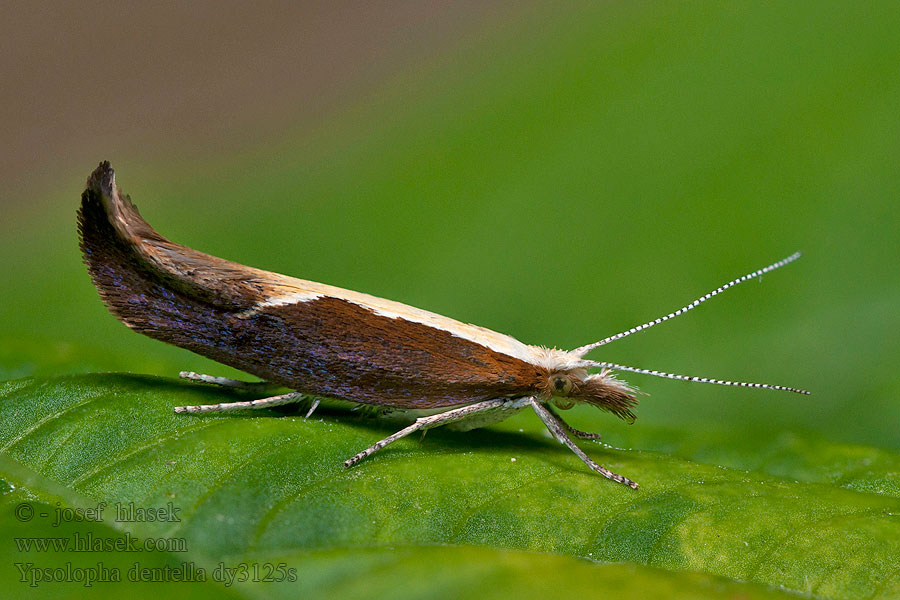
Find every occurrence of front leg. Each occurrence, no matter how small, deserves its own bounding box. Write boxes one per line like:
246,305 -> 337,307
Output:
530,398 -> 638,489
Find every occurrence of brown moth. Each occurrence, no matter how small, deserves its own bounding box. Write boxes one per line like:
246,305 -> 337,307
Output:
78,161 -> 808,488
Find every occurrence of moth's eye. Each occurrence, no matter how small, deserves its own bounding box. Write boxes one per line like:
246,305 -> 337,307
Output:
551,375 -> 574,396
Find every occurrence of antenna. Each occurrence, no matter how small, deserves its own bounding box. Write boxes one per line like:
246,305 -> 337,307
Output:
585,360 -> 810,394
571,252 -> 802,357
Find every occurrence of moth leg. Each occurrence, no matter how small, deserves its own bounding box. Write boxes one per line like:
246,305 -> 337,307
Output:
529,398 -> 638,489
174,391 -> 304,414
304,398 -> 321,419
179,371 -> 279,392
344,398 -> 511,468
546,405 -> 603,441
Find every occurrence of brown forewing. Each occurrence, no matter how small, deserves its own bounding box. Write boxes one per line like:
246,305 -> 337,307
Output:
221,298 -> 549,408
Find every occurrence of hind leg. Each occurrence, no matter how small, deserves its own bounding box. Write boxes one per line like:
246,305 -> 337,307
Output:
174,391 -> 305,414
178,371 -> 279,391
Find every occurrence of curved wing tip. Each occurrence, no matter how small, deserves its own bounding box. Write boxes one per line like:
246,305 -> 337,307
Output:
86,160 -> 116,197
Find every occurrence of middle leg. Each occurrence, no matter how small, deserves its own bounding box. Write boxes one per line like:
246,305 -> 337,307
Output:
344,398 -> 527,468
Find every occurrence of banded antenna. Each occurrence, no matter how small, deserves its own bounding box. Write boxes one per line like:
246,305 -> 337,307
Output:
572,251 -> 802,357
584,360 -> 810,395
573,252 -> 808,395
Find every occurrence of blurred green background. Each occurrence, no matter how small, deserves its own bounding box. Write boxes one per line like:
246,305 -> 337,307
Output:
2,1 -> 897,449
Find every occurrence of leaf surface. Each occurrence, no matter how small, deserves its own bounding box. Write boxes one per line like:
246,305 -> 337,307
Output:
1,374 -> 898,598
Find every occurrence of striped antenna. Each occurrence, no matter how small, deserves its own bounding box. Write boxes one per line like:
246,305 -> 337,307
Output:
571,252 -> 802,357
585,360 -> 810,394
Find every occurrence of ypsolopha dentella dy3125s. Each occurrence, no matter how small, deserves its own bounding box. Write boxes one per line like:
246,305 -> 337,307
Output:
78,162 -> 809,489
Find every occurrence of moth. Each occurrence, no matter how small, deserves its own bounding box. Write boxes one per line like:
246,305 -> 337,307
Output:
78,161 -> 808,489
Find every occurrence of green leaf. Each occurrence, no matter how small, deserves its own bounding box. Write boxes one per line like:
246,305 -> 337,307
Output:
1,374 -> 898,598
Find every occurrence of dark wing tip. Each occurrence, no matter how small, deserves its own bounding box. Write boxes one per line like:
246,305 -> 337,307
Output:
80,160 -> 155,248
86,161 -> 115,198
77,160 -> 258,310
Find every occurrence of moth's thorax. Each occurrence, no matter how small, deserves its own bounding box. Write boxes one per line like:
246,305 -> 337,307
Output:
521,345 -> 588,371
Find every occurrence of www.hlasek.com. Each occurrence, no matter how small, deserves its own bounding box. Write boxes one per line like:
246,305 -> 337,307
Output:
15,531 -> 186,553
15,561 -> 298,587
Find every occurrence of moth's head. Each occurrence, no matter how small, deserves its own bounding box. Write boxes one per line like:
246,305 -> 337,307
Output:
543,368 -> 638,423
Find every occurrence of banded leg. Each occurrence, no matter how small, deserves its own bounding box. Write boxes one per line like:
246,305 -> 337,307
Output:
546,405 -> 603,441
174,391 -> 304,414
344,398 -> 510,468
179,371 -> 279,392
529,398 -> 638,489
